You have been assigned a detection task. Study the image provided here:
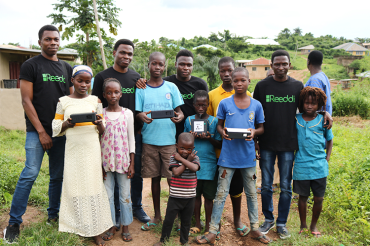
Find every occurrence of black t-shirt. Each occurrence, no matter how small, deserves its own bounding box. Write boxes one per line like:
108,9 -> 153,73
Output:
19,55 -> 73,136
92,67 -> 140,130
92,67 -> 140,111
163,75 -> 208,138
253,76 -> 304,151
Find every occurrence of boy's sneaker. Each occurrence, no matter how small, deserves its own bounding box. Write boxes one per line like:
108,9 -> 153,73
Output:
3,224 -> 20,244
133,208 -> 150,223
277,225 -> 291,239
258,221 -> 275,235
46,217 -> 58,226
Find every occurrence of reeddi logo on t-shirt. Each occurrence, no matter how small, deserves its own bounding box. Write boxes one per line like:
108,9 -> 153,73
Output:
42,73 -> 66,83
122,87 -> 135,93
266,95 -> 295,103
182,92 -> 194,100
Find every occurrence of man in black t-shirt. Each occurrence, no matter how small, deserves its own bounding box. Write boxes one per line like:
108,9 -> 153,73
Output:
4,25 -> 73,243
254,50 -> 332,239
92,39 -> 151,229
163,50 -> 209,138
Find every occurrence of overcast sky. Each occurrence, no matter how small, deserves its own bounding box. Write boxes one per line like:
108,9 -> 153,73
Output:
0,0 -> 368,48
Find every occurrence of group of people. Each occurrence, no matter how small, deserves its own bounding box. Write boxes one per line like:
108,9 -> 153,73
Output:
3,24 -> 334,246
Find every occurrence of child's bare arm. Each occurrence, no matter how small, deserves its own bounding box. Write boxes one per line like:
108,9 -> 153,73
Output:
326,139 -> 333,162
217,119 -> 231,140
174,152 -> 200,173
172,165 -> 186,177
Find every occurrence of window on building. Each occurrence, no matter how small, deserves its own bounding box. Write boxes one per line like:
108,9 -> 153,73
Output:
356,51 -> 363,55
252,67 -> 257,71
265,67 -> 269,71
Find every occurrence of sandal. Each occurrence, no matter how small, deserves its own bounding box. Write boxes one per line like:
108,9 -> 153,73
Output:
195,235 -> 215,245
122,232 -> 133,242
190,227 -> 201,234
236,225 -> 250,237
252,234 -> 271,244
311,231 -> 321,238
299,228 -> 309,235
216,231 -> 221,241
141,222 -> 157,231
102,231 -> 114,241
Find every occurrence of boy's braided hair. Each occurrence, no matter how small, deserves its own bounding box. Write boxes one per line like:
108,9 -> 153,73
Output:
298,86 -> 327,113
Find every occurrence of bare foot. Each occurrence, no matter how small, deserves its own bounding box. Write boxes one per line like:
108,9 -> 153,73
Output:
153,242 -> 163,246
93,236 -> 106,246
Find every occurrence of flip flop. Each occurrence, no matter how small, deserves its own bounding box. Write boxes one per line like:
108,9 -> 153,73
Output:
102,231 -> 114,241
252,234 -> 271,244
195,235 -> 215,245
190,227 -> 201,234
236,225 -> 250,237
311,231 -> 321,238
122,232 -> 133,242
216,231 -> 221,241
141,222 -> 157,231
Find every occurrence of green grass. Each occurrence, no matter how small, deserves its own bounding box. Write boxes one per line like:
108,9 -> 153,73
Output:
0,120 -> 369,245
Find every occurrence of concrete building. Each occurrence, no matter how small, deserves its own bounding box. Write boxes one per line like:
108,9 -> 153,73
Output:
0,45 -> 78,88
241,57 -> 271,80
245,39 -> 280,46
362,43 -> 370,49
333,43 -> 369,56
298,45 -> 314,54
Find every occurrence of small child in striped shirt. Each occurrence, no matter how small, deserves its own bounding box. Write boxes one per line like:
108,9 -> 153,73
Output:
153,132 -> 200,246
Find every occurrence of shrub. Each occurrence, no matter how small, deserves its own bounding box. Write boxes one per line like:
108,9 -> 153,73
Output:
0,154 -> 23,204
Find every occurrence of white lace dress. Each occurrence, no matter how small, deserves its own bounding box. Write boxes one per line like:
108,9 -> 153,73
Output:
52,95 -> 113,237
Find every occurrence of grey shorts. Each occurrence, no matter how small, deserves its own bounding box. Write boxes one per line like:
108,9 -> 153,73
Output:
141,144 -> 175,179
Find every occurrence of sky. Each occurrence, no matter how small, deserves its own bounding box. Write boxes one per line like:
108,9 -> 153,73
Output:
0,0 -> 368,48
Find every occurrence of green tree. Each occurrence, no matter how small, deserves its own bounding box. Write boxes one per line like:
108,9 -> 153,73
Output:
208,33 -> 219,42
48,0 -> 121,67
278,28 -> 291,39
293,27 -> 302,36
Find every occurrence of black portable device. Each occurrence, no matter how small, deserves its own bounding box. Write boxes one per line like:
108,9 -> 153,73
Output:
70,112 -> 97,124
151,110 -> 175,119
191,119 -> 208,134
226,128 -> 251,139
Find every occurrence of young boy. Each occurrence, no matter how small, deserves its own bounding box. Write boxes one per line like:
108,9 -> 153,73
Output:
196,67 -> 271,245
136,52 -> 184,230
184,90 -> 222,233
207,57 -> 253,236
153,132 -> 200,246
294,86 -> 333,238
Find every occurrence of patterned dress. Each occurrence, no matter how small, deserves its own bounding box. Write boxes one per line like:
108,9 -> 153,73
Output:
52,95 -> 113,237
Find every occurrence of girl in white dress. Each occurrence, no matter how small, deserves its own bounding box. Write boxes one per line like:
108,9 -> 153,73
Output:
52,65 -> 113,246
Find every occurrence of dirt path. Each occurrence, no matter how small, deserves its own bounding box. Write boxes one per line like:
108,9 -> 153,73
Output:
0,179 -> 281,246
101,178 -> 280,246
288,68 -> 309,82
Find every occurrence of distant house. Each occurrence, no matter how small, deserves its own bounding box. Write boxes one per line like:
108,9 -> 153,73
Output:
167,43 -> 185,49
0,45 -> 78,88
245,39 -> 280,46
235,60 -> 253,68
241,58 -> 271,80
362,43 -> 370,49
333,43 -> 369,56
298,45 -> 314,54
356,71 -> 370,79
193,44 -> 218,50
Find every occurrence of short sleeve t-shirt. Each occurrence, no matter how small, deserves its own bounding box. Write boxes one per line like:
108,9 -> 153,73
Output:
293,114 -> 334,180
217,95 -> 265,168
92,67 -> 140,112
253,76 -> 304,152
207,85 -> 252,158
135,80 -> 184,146
305,72 -> 332,115
163,75 -> 209,138
184,115 -> 221,180
169,155 -> 200,199
19,55 -> 73,136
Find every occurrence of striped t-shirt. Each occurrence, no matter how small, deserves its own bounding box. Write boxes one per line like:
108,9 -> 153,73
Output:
169,155 -> 200,199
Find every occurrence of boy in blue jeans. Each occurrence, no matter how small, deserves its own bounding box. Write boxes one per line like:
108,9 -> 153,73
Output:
184,90 -> 222,233
136,52 -> 184,230
196,67 -> 271,245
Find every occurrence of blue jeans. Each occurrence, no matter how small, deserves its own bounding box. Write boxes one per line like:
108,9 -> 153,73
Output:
260,150 -> 294,226
209,166 -> 259,234
9,131 -> 65,225
131,133 -> 143,211
104,172 -> 133,226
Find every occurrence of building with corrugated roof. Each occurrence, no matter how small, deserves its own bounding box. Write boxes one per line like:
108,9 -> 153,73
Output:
362,43 -> 370,49
0,45 -> 78,88
298,45 -> 314,54
239,57 -> 271,80
245,39 -> 280,46
333,43 -> 369,56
